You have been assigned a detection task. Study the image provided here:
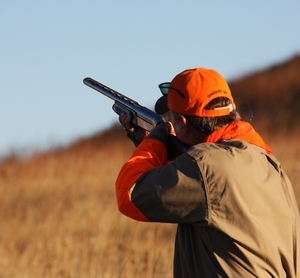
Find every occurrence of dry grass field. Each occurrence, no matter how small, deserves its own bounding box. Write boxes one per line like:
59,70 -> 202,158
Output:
0,127 -> 177,278
1,55 -> 299,277
0,125 -> 299,278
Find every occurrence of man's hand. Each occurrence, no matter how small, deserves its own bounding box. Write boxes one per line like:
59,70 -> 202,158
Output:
119,112 -> 147,147
119,112 -> 134,132
155,121 -> 176,136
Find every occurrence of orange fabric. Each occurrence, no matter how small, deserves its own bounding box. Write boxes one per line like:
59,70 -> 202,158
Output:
204,120 -> 274,154
168,68 -> 235,117
115,138 -> 168,221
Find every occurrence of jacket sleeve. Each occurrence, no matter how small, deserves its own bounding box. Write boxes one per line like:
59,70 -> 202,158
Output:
115,128 -> 208,224
115,128 -> 169,221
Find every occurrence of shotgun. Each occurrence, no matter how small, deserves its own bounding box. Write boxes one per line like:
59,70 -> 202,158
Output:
83,77 -> 189,158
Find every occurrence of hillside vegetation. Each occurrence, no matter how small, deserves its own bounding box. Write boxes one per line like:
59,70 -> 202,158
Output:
0,55 -> 299,277
229,54 -> 300,133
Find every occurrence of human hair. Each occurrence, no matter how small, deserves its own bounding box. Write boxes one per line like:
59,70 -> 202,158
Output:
184,97 -> 241,134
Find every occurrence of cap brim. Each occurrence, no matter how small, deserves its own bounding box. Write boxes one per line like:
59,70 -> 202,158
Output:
154,96 -> 169,115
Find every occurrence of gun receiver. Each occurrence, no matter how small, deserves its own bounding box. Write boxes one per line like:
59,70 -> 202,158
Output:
83,77 -> 189,158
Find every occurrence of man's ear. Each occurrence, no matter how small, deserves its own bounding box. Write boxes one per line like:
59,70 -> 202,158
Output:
178,114 -> 187,125
178,114 -> 190,137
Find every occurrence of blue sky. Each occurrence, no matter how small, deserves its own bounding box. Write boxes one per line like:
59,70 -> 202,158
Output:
1,1 -> 299,156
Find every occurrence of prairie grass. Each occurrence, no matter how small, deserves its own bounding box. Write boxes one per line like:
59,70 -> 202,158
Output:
0,129 -> 175,278
0,127 -> 299,278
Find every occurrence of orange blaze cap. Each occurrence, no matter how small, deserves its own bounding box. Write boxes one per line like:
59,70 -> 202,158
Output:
168,68 -> 235,117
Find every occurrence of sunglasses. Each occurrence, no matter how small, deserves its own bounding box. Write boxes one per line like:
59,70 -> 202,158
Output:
158,82 -> 186,98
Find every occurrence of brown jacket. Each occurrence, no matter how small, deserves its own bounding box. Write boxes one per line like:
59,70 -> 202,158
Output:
116,129 -> 300,277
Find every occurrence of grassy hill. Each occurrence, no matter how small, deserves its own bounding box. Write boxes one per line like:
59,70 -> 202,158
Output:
229,54 -> 300,133
0,55 -> 299,277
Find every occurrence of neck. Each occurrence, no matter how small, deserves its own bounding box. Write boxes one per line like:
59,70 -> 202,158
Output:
186,127 -> 210,146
